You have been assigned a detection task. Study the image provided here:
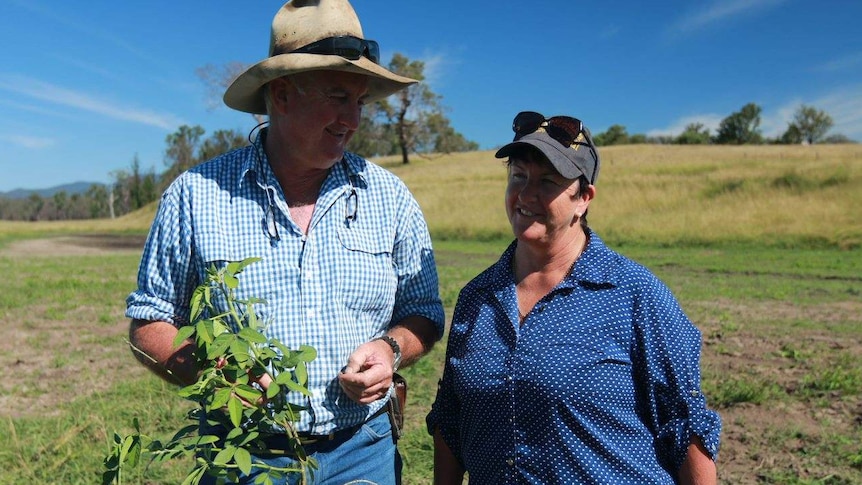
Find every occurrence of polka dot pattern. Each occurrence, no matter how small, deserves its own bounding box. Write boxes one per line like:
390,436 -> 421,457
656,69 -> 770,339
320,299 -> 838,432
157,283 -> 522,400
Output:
427,231 -> 721,484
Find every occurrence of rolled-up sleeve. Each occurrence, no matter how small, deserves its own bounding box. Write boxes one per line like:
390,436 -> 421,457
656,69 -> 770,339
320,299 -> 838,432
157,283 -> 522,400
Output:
125,179 -> 196,326
389,190 -> 445,339
634,276 -> 722,473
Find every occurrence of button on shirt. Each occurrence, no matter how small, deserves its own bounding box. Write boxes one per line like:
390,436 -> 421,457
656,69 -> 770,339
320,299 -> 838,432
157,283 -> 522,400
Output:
427,232 -> 721,484
127,130 -> 445,434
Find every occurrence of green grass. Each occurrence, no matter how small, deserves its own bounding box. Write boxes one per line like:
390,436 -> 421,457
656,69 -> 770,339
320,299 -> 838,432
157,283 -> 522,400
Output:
1,144 -> 861,483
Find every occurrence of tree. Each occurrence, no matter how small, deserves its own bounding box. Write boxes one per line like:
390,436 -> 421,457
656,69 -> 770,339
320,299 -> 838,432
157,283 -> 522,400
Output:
785,105 -> 833,144
27,193 -> 44,221
86,183 -> 110,219
196,55 -> 475,163
594,125 -> 629,146
779,123 -> 803,144
163,125 -> 205,182
350,100 -> 398,157
160,126 -> 247,189
822,133 -> 857,144
426,111 -> 479,154
714,102 -> 763,144
385,53 -> 443,164
676,123 -> 711,145
196,62 -> 266,125
199,129 -> 249,162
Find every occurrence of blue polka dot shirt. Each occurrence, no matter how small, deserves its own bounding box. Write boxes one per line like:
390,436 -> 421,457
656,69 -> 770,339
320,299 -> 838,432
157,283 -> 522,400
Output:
427,231 -> 721,484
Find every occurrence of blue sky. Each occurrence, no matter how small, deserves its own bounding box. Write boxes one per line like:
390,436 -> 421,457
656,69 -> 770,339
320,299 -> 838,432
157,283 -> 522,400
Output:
1,0 -> 860,192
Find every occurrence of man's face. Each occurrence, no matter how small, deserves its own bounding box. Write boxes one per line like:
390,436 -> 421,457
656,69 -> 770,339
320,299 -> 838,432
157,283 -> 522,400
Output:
271,70 -> 370,169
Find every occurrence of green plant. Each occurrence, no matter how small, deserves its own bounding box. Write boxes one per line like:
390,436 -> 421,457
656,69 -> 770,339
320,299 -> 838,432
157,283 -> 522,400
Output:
103,258 -> 318,485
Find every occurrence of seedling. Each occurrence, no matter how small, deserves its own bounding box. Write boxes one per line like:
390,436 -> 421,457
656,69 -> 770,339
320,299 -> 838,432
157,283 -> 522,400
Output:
104,257 -> 317,485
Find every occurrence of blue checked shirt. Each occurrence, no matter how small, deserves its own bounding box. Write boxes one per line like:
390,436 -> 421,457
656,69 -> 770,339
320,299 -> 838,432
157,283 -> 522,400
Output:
427,231 -> 721,484
127,129 -> 444,434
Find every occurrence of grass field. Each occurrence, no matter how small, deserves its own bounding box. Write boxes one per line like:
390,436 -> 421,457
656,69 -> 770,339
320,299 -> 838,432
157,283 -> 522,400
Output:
1,144 -> 860,484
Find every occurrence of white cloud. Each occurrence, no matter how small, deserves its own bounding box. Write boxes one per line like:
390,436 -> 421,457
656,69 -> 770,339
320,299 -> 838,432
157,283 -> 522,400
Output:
600,25 -> 621,40
813,51 -> 862,73
651,86 -> 862,141
0,74 -> 184,130
420,53 -> 448,88
10,0 -> 164,68
810,85 -> 862,140
647,114 -> 724,137
0,133 -> 55,149
760,86 -> 862,140
670,0 -> 789,34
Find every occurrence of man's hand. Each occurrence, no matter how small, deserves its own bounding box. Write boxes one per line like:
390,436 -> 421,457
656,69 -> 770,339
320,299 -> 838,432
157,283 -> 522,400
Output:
338,339 -> 395,404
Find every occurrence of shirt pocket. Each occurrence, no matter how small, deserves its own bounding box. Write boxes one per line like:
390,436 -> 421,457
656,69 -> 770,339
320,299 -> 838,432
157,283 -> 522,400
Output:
534,335 -> 634,401
194,231 -> 274,323
335,226 -> 396,312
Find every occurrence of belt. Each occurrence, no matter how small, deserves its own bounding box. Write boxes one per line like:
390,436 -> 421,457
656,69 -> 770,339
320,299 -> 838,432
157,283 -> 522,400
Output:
298,403 -> 389,444
261,403 -> 390,451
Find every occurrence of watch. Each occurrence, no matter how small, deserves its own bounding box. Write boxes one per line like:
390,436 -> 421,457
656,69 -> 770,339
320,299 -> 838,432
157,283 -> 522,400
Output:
376,335 -> 402,371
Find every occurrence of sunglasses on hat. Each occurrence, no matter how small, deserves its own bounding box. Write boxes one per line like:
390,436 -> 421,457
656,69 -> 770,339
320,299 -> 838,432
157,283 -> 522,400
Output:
289,35 -> 380,64
512,111 -> 591,149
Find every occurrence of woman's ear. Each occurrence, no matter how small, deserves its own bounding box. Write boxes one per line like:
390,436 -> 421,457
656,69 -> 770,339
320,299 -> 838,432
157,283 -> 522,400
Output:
577,184 -> 596,215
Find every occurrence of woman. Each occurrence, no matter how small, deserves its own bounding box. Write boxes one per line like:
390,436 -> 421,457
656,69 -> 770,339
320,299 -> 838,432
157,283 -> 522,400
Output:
427,111 -> 721,484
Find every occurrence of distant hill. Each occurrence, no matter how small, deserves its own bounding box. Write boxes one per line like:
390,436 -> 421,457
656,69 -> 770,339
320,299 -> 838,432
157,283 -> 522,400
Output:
0,181 -> 103,199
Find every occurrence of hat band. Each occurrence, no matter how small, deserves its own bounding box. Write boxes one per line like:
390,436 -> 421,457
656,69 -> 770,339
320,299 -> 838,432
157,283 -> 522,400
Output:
282,35 -> 380,64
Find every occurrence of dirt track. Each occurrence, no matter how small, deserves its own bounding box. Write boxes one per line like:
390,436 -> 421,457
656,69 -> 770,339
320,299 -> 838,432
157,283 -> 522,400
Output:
0,235 -> 147,257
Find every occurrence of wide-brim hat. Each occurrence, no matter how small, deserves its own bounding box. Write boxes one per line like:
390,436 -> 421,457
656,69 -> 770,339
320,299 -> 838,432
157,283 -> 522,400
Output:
495,128 -> 601,184
224,0 -> 418,115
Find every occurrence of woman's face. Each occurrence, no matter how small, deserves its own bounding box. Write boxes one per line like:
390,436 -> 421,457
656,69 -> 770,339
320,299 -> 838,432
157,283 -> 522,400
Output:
505,152 -> 591,247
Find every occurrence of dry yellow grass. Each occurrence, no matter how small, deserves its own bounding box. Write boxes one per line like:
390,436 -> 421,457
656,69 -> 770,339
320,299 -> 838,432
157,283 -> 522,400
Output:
385,144 -> 862,248
4,144 -> 860,248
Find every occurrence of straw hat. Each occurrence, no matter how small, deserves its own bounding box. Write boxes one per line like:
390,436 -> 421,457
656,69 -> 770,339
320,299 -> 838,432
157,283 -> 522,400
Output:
224,0 -> 418,115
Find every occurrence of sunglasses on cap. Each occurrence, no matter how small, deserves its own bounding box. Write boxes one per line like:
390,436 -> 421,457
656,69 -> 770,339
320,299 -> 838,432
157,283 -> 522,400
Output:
289,36 -> 380,65
512,111 -> 591,149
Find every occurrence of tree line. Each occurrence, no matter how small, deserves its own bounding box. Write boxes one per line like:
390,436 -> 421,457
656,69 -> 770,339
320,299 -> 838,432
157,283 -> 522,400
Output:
592,102 -> 852,146
2,55 -> 853,222
1,53 -> 478,222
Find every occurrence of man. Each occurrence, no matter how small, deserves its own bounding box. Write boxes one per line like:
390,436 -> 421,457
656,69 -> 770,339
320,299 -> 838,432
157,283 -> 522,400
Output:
125,1 -> 445,484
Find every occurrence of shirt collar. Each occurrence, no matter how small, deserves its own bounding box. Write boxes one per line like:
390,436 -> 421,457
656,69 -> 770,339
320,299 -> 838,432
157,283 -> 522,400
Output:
483,229 -> 620,291
238,127 -> 368,192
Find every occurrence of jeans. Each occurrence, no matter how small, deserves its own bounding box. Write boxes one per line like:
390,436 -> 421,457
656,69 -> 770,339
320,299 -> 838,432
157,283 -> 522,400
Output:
199,413 -> 401,485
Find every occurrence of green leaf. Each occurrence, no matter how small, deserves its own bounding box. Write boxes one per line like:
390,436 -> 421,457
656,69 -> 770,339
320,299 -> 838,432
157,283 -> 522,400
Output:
210,388 -> 231,409
225,427 -> 244,441
196,320 -> 214,345
238,327 -> 267,344
190,285 -> 206,321
281,376 -> 313,397
297,345 -> 317,362
295,362 -> 308,386
228,396 -> 243,427
212,319 -> 230,337
274,371 -> 295,386
195,434 -> 221,446
234,384 -> 262,403
207,335 -> 233,360
214,445 -> 236,466
236,257 -> 262,272
170,424 -> 199,443
266,382 -> 281,399
230,339 -> 252,365
224,272 -> 239,289
235,447 -> 253,475
173,325 -> 196,348
180,463 -> 207,485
